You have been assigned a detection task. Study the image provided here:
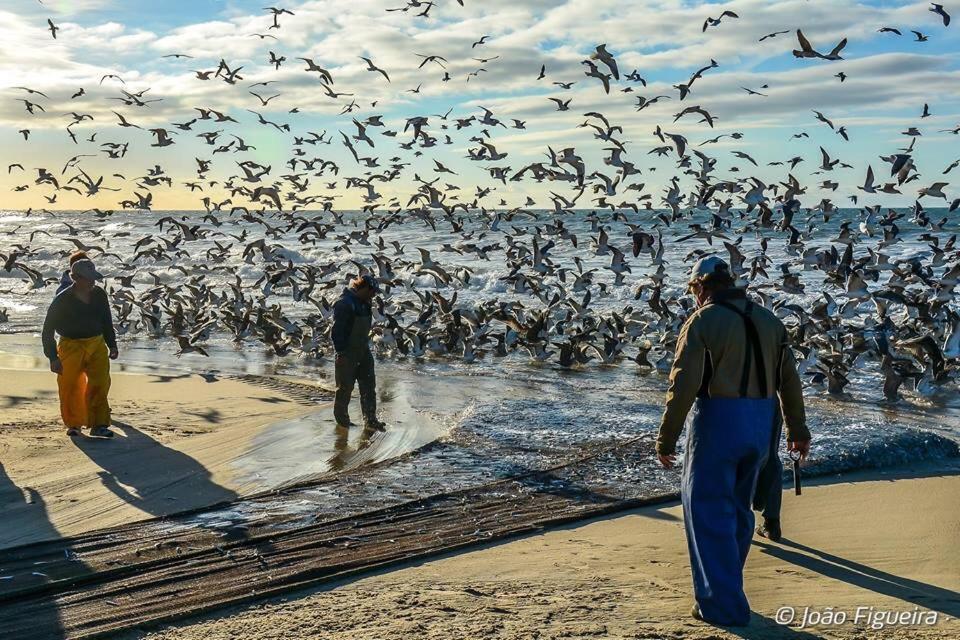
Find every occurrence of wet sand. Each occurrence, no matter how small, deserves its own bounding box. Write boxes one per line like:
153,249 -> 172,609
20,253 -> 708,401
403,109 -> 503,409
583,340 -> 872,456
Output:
125,466 -> 960,640
0,363 -> 448,549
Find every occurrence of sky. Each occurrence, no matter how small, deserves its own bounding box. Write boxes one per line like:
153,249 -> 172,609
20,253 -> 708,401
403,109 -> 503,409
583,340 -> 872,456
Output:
1,0 -> 958,211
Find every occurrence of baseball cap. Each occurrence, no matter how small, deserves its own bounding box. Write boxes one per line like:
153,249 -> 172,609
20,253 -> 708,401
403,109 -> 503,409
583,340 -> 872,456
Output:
70,259 -> 104,281
359,274 -> 380,292
688,255 -> 730,283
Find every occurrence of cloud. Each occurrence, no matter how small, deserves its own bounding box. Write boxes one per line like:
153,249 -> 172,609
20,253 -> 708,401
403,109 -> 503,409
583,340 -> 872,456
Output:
0,0 -> 958,211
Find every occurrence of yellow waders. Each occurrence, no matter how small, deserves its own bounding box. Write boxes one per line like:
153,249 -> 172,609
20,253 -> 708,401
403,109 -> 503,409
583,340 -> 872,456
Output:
57,336 -> 111,429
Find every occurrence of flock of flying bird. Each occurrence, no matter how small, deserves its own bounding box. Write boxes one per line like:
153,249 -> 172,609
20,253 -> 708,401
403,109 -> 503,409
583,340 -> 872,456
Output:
3,2 -> 960,403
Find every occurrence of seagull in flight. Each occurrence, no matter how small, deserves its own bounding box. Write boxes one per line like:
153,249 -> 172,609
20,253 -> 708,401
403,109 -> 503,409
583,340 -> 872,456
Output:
14,87 -> 50,98
47,18 -> 59,39
582,60 -> 612,94
793,29 -> 847,60
249,91 -> 281,106
18,100 -> 44,114
930,3 -> 951,26
759,30 -> 789,42
416,54 -> 448,69
702,10 -> 738,32
264,6 -> 295,15
297,58 -> 334,84
635,95 -> 670,111
813,110 -> 835,129
741,85 -> 768,96
590,44 -> 619,79
263,6 -> 295,29
360,56 -> 390,82
112,111 -> 142,129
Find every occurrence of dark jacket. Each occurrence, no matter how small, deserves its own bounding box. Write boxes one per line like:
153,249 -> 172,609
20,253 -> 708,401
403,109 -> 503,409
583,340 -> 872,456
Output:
330,288 -> 372,355
656,288 -> 808,456
42,286 -> 118,361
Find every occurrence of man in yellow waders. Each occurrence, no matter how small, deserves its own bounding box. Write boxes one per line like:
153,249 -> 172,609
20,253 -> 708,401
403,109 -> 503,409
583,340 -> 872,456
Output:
41,259 -> 118,438
656,256 -> 810,626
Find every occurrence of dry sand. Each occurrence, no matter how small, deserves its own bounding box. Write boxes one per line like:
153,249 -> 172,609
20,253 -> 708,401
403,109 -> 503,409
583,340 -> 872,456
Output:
127,468 -> 960,640
0,366 -> 318,548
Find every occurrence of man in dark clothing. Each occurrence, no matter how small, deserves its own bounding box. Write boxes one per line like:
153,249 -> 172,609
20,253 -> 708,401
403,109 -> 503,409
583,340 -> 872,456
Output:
330,275 -> 385,430
42,259 -> 118,438
753,412 -> 785,541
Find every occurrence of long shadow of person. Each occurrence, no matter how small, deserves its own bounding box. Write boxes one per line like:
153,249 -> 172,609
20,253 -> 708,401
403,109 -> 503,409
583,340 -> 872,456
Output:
756,539 -> 960,619
72,421 -> 239,520
0,463 -> 84,640
0,424 -> 273,639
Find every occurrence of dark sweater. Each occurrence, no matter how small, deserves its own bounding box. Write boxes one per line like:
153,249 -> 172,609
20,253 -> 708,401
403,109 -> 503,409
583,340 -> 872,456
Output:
330,288 -> 372,354
42,286 -> 118,361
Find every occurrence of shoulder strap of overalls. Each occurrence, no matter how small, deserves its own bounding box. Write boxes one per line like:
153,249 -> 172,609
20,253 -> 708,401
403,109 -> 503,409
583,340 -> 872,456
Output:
709,300 -> 769,398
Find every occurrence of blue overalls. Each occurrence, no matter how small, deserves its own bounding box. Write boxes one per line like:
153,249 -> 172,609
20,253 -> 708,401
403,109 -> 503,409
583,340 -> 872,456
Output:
681,300 -> 777,626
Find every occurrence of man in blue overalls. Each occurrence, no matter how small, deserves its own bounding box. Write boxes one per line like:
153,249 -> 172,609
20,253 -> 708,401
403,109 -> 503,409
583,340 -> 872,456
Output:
656,256 -> 811,626
330,275 -> 386,431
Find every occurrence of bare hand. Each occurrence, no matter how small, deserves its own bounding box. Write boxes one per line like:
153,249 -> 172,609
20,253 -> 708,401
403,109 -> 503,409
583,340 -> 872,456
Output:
50,359 -> 63,374
658,453 -> 676,470
109,349 -> 119,360
787,439 -> 811,462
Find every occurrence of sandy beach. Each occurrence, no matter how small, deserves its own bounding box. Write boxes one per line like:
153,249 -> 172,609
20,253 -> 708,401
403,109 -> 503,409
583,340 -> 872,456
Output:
1,359 -> 958,640
117,466 -> 960,640
0,365 -> 327,548
1,350 -> 958,639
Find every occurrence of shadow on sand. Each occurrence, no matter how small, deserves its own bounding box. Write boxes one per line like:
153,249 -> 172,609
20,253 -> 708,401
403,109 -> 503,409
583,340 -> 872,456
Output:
755,538 -> 960,620
72,420 -> 239,519
0,464 -> 78,639
0,422 -> 243,639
